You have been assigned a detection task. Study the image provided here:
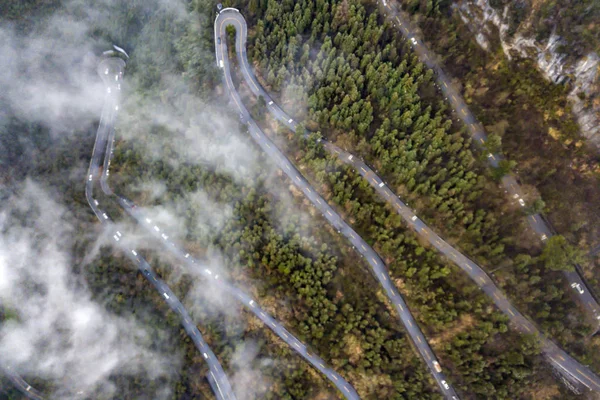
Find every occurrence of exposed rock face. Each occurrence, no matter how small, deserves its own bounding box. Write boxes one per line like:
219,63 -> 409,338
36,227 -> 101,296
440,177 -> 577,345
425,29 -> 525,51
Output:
453,0 -> 600,149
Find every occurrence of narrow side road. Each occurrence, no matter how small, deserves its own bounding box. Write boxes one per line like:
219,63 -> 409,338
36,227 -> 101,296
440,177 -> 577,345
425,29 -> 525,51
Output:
216,8 -> 459,400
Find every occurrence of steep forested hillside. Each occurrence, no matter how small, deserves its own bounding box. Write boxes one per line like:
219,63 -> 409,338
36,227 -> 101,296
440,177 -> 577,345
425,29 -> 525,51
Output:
397,0 -> 600,304
3,0 -> 599,398
219,0 -> 600,397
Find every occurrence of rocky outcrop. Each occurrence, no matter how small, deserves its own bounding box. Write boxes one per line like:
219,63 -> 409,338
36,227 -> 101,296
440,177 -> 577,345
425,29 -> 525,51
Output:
453,0 -> 600,149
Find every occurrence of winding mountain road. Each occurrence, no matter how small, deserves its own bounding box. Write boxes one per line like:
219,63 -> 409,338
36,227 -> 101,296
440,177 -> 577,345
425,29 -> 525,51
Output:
216,8 -> 459,399
96,56 -> 360,399
378,0 -> 600,323
215,6 -> 600,395
89,56 -> 236,400
1,366 -> 44,400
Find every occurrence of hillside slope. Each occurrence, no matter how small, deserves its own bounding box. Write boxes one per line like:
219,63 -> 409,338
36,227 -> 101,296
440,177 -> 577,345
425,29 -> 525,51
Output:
454,0 -> 600,148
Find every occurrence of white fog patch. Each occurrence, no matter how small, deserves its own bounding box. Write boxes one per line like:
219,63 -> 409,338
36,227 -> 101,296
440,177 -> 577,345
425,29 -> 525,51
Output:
137,204 -> 186,242
0,181 -> 179,399
0,19 -> 105,137
133,180 -> 168,203
280,82 -> 309,121
230,342 -> 272,400
83,219 -> 155,269
266,175 -> 320,241
182,252 -> 240,321
117,89 -> 262,183
183,190 -> 234,239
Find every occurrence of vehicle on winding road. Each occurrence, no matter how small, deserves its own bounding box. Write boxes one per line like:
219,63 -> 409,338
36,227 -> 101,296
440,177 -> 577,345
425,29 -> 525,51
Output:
215,6 -> 600,395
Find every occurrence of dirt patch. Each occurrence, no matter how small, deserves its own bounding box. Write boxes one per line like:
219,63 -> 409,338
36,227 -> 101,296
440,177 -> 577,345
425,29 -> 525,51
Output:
526,381 -> 562,399
348,370 -> 393,398
288,183 -> 303,198
343,334 -> 364,364
548,126 -> 561,140
429,313 -> 476,349
393,277 -> 411,296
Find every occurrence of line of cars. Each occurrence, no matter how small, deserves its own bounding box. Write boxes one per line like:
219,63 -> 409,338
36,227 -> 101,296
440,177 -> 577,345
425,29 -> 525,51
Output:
381,0 -> 600,322
215,9 -> 458,399
219,6 -> 600,395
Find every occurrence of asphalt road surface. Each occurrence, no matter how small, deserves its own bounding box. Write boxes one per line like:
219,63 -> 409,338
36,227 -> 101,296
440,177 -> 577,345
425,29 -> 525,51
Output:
215,6 -> 600,395
216,8 -> 459,400
95,56 -> 360,399
88,57 -> 236,400
2,366 -> 44,400
378,0 -> 600,323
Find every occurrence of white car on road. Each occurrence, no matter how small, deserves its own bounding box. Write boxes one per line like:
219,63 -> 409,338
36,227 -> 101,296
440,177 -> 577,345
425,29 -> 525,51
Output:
441,380 -> 450,390
410,37 -> 417,46
571,282 -> 584,294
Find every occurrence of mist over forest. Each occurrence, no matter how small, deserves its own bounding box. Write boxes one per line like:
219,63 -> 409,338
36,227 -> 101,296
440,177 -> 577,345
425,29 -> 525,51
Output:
2,0 -> 600,399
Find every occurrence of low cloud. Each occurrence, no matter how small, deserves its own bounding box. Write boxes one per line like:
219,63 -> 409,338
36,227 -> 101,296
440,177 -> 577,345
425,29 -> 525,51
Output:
118,90 -> 262,183
184,252 -> 241,320
0,180 -> 179,399
1,0 -> 324,397
230,341 -> 273,400
0,16 -> 105,137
